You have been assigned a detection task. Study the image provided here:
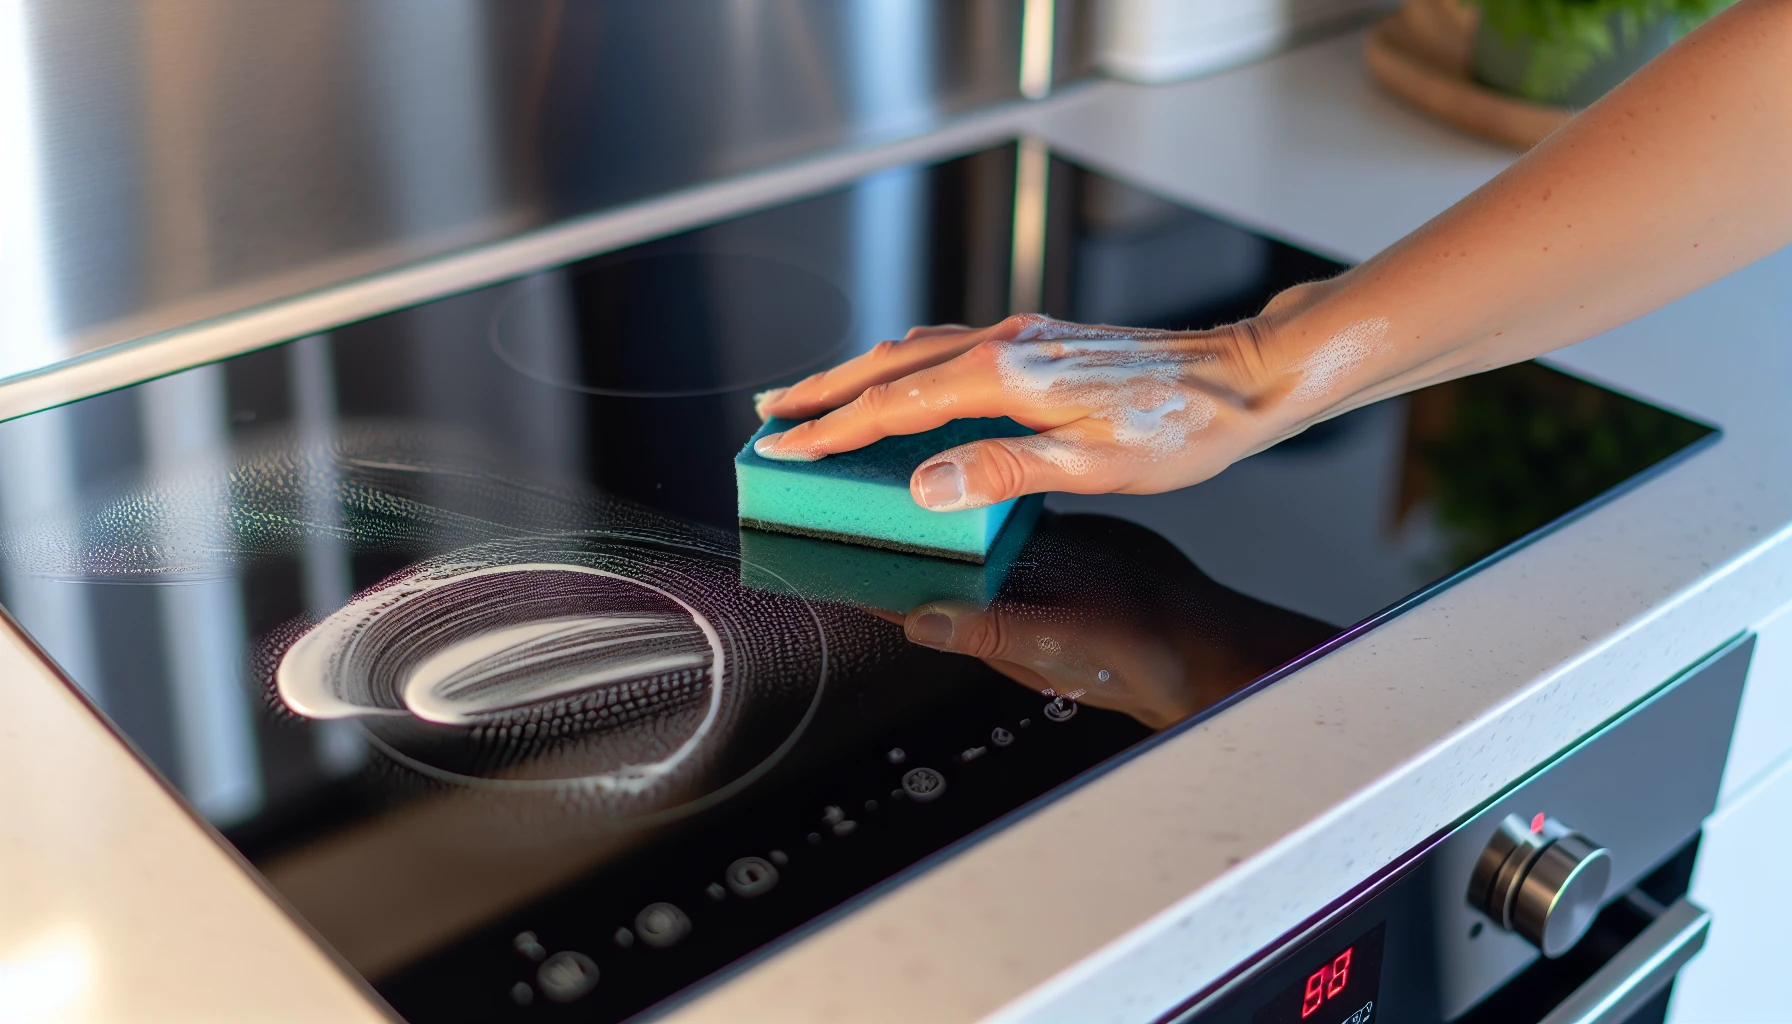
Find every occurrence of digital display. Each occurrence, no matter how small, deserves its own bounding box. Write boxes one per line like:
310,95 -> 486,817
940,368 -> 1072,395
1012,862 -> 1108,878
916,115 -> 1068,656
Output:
1251,923 -> 1384,1024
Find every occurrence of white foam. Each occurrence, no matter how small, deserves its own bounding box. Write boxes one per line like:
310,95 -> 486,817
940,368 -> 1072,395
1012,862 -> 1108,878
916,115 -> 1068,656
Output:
1289,317 -> 1391,402
995,339 -> 1188,400
1008,315 -> 1173,343
1005,433 -> 1099,476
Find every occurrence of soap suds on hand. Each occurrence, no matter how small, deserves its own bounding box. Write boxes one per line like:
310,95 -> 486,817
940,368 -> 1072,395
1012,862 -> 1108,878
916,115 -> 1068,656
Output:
1092,392 -> 1217,459
1288,317 -> 1390,402
993,319 -> 1219,460
1005,432 -> 1100,476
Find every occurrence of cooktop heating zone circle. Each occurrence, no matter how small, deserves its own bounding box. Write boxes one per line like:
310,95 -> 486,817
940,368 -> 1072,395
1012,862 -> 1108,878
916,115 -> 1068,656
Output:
273,534 -> 828,820
488,251 -> 853,398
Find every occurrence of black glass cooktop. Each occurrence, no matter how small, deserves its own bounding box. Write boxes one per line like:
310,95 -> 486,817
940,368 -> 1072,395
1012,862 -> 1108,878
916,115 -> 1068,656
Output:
0,143 -> 1713,1022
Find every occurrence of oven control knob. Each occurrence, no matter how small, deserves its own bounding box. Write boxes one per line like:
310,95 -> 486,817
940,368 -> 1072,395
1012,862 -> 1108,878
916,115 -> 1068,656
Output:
1469,814 -> 1612,958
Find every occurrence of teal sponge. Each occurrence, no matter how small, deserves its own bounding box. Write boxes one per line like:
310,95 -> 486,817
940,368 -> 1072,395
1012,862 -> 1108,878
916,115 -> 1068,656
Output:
739,496 -> 1040,612
735,416 -> 1034,563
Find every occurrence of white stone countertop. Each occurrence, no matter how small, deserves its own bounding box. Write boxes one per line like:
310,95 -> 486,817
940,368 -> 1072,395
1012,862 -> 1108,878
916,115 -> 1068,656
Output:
3,27 -> 1789,1024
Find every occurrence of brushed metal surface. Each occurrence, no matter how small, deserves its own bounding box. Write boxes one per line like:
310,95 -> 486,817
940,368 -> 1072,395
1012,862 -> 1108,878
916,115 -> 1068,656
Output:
0,0 -> 1057,387
1429,634 -> 1752,1019
1537,897 -> 1710,1024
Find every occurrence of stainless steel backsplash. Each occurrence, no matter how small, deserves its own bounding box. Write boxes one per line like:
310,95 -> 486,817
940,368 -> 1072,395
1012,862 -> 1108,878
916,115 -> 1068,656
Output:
2,0 -> 1080,381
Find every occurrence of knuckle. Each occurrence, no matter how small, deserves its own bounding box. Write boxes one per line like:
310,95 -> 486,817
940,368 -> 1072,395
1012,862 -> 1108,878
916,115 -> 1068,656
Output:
794,369 -> 835,402
851,381 -> 894,421
999,312 -> 1051,339
977,442 -> 1031,499
868,338 -> 899,361
957,615 -> 1010,660
967,337 -> 1007,366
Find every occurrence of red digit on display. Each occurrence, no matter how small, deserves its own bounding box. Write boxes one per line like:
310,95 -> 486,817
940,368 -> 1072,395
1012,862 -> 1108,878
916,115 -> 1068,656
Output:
1301,966 -> 1328,1018
1327,948 -> 1352,998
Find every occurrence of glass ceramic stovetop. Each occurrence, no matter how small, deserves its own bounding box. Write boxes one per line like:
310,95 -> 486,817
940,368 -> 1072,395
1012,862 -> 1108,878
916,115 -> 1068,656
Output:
0,143 -> 1714,1022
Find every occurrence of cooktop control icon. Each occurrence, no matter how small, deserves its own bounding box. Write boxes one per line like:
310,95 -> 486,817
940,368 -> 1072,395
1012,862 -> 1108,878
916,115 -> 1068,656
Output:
902,767 -> 947,802
726,857 -> 780,897
1043,697 -> 1078,722
537,951 -> 599,1003
636,902 -> 692,950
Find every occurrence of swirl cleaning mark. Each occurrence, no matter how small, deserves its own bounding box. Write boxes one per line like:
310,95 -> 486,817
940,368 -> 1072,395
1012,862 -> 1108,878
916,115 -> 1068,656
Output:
277,561 -> 728,795
1288,317 -> 1390,402
3,423 -> 847,821
403,615 -> 710,725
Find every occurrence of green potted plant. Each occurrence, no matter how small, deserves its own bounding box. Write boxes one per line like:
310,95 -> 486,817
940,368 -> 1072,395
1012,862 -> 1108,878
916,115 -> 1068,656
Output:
1467,0 -> 1734,106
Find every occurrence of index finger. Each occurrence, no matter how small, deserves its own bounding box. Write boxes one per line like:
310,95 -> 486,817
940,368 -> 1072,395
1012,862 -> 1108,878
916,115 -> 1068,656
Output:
752,348 -> 1085,461
760,327 -> 982,421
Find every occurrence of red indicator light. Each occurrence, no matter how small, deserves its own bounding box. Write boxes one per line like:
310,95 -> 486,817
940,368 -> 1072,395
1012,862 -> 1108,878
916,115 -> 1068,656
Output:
1302,967 -> 1326,1018
1531,812 -> 1546,834
1301,946 -> 1355,1018
1327,948 -> 1351,997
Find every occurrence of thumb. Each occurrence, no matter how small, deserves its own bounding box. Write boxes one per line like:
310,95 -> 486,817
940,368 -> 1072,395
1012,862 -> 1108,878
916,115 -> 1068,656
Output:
909,427 -> 1105,511
903,601 -> 1032,661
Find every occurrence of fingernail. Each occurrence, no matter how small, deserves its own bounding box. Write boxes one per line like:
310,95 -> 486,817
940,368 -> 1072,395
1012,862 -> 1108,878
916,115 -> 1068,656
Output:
754,431 -> 820,462
916,462 -> 964,509
908,612 -> 953,646
753,387 -> 788,421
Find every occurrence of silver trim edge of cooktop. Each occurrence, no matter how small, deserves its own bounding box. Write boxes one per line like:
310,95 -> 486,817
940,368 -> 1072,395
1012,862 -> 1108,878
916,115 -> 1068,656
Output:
0,90 -> 1096,424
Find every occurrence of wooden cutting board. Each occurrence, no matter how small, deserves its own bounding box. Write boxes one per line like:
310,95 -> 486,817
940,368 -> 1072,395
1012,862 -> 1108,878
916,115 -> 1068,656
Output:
1364,0 -> 1572,149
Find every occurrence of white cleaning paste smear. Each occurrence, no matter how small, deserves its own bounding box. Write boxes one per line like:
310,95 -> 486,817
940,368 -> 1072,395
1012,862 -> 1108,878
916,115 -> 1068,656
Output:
995,338 -> 1187,400
277,561 -> 729,796
402,614 -> 712,725
1003,433 -> 1099,476
1289,317 -> 1391,402
994,320 -> 1219,459
1092,392 -> 1218,459
1008,315 -> 1176,343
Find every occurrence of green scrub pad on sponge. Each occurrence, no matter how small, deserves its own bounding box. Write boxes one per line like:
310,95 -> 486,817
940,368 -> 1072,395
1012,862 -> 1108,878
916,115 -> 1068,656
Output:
735,416 -> 1034,563
738,495 -> 1040,612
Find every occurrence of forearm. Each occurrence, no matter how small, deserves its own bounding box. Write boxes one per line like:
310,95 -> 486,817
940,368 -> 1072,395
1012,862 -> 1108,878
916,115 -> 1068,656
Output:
753,3 -> 1792,506
1258,0 -> 1792,426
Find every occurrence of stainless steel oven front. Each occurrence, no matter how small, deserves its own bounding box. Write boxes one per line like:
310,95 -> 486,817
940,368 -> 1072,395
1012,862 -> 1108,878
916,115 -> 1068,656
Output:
1168,633 -> 1751,1024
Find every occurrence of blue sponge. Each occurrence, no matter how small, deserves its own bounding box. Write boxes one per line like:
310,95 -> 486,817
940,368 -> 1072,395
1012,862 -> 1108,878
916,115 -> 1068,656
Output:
739,496 -> 1041,612
735,416 -> 1034,563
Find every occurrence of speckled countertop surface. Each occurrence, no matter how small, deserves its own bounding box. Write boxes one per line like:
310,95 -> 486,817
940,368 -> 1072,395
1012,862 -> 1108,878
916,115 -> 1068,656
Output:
3,27 -> 1789,1024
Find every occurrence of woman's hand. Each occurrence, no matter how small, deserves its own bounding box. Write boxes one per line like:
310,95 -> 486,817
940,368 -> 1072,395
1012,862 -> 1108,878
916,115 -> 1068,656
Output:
875,514 -> 1336,730
752,311 -> 1312,512
745,1 -> 1792,515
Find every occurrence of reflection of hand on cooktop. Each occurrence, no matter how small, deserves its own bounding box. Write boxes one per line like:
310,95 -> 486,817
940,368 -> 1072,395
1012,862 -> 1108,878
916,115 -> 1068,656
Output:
889,513 -> 1335,730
